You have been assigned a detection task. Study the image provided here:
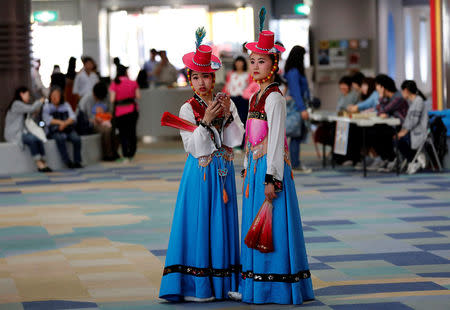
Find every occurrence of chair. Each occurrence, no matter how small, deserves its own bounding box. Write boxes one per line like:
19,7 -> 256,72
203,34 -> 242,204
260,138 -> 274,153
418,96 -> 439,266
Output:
409,115 -> 447,172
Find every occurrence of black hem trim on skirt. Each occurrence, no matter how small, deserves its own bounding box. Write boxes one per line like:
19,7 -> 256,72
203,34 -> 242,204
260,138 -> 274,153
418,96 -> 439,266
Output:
241,269 -> 311,283
163,264 -> 240,277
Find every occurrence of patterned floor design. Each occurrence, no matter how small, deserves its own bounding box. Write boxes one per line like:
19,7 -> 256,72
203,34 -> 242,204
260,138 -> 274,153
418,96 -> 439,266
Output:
0,140 -> 449,309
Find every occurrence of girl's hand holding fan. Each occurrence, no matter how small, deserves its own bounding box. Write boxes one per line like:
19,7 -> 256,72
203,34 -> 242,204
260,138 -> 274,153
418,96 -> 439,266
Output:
161,112 -> 198,132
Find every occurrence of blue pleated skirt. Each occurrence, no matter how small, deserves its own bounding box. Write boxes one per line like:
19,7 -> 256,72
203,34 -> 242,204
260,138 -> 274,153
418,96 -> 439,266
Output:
239,153 -> 315,304
159,153 -> 240,301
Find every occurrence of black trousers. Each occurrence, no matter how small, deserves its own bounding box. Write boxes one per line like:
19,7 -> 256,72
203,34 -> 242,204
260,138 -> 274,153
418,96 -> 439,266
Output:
367,124 -> 397,161
49,130 -> 82,164
115,112 -> 138,158
397,133 -> 416,162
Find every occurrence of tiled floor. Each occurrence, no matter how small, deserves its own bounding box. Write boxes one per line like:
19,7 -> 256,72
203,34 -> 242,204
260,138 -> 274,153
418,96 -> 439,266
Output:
0,140 -> 449,309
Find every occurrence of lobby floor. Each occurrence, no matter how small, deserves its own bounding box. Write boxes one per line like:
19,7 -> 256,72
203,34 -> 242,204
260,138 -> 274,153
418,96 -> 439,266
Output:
0,140 -> 449,309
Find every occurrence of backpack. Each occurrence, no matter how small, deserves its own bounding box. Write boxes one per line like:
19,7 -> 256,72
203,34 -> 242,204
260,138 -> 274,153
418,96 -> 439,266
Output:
427,115 -> 448,165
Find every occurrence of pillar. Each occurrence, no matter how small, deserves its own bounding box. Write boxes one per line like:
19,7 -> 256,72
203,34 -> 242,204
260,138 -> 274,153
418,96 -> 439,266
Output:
0,0 -> 31,141
80,0 -> 100,65
431,0 -> 449,110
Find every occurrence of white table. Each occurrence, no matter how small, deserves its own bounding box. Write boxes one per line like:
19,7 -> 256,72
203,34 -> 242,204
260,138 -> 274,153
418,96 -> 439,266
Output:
310,111 -> 401,177
310,110 -> 336,122
311,111 -> 401,127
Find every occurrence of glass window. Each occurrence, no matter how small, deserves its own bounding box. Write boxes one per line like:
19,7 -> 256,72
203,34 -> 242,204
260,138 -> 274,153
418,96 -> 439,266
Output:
387,12 -> 396,79
31,23 -> 83,87
419,17 -> 428,83
211,7 -> 254,47
404,12 -> 414,79
108,6 -> 254,79
269,19 -> 310,67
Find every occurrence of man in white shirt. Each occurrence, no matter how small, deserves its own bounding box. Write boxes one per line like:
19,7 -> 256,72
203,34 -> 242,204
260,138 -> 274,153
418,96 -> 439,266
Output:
73,56 -> 99,98
152,51 -> 178,86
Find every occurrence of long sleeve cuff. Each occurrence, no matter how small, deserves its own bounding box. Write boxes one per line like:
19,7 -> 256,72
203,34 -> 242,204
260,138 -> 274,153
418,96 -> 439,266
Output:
264,174 -> 283,192
224,114 -> 234,128
222,100 -> 245,147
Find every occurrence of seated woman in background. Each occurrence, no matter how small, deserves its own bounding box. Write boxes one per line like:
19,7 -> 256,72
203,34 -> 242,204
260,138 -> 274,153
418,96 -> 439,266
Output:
350,71 -> 365,97
347,77 -> 378,113
78,82 -> 119,161
4,86 -> 51,172
332,75 -> 360,164
337,77 -> 378,166
398,80 -> 428,174
43,86 -> 83,169
337,75 -> 359,112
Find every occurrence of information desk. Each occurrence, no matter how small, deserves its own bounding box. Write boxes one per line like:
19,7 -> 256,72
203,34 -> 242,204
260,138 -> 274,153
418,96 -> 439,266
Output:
310,111 -> 401,177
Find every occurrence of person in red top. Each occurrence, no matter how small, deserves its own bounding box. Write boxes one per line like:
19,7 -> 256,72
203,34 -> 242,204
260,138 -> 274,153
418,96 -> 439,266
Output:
109,64 -> 141,163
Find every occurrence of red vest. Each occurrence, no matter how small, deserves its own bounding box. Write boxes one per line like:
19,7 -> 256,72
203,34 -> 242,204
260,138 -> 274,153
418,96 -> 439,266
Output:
187,97 -> 205,123
248,83 -> 282,116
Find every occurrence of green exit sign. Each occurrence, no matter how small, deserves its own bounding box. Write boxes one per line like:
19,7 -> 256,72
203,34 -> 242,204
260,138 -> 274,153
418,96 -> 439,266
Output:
33,11 -> 58,23
294,4 -> 310,16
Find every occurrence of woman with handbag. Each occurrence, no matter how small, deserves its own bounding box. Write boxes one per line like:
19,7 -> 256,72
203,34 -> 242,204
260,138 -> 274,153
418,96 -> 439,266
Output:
284,45 -> 311,173
109,64 -> 140,163
4,86 -> 52,172
229,9 -> 314,305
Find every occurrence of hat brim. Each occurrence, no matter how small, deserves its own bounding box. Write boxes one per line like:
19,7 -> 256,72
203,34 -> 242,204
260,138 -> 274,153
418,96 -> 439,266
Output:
245,42 -> 286,54
182,52 -> 221,73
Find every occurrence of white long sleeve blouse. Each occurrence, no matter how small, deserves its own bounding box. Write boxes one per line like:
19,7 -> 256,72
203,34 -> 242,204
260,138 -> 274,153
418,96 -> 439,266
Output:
179,99 -> 244,158
244,91 -> 286,181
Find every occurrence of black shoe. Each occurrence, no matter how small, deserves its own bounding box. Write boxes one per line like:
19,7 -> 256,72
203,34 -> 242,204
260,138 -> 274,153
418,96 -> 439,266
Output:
66,161 -> 75,169
73,162 -> 83,169
103,156 -> 117,161
41,166 -> 53,172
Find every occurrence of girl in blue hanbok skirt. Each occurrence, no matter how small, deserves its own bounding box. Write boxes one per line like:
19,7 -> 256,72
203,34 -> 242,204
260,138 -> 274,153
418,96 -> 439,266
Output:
229,9 -> 315,305
159,28 -> 244,302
